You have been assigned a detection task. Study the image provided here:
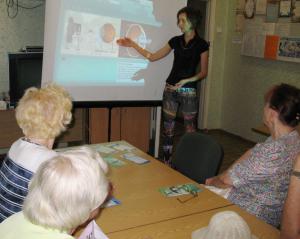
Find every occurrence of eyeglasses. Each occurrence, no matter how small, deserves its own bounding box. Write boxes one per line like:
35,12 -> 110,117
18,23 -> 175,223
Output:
165,184 -> 199,203
176,186 -> 198,203
177,193 -> 198,203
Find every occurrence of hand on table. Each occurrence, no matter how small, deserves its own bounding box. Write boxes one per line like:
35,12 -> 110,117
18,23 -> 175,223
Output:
205,176 -> 231,189
205,176 -> 219,186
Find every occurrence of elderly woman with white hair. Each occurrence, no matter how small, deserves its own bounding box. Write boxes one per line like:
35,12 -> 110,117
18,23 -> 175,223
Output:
0,147 -> 110,239
0,84 -> 72,222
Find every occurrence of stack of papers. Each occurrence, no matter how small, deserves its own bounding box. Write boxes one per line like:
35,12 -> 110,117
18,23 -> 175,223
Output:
122,153 -> 149,164
159,183 -> 202,197
78,220 -> 109,239
103,156 -> 126,167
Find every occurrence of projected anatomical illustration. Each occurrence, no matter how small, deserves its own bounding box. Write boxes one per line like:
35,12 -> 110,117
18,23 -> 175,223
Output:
62,10 -> 120,57
100,23 -> 116,43
65,17 -> 82,50
125,24 -> 147,57
118,21 -> 152,59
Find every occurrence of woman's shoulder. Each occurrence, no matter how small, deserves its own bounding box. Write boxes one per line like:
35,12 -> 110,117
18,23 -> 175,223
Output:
195,36 -> 209,50
168,35 -> 183,46
169,34 -> 183,41
276,130 -> 300,149
0,212 -> 74,239
8,139 -> 58,173
254,131 -> 300,158
252,138 -> 286,159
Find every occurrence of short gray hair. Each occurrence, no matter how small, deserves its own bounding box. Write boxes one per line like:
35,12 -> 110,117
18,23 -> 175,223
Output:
23,146 -> 109,232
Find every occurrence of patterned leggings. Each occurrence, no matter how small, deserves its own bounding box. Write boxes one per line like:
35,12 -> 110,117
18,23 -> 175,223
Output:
162,86 -> 198,163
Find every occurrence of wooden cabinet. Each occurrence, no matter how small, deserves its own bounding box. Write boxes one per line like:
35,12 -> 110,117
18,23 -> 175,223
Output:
0,107 -> 151,153
0,109 -> 87,149
89,107 -> 151,152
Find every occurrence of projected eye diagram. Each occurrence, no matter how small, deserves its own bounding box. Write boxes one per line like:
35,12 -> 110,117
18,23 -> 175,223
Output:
100,23 -> 116,43
62,11 -> 120,57
125,24 -> 147,57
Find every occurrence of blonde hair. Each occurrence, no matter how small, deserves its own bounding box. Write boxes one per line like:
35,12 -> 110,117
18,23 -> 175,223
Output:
23,146 -> 109,232
16,84 -> 72,139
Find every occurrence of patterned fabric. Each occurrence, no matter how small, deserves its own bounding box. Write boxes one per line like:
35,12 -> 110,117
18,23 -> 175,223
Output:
228,130 -> 300,227
0,138 -> 57,222
162,87 -> 198,163
0,157 -> 33,222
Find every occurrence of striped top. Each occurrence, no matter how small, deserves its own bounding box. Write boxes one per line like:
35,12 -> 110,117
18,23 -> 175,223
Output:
0,138 -> 57,222
0,157 -> 33,222
228,130 -> 300,227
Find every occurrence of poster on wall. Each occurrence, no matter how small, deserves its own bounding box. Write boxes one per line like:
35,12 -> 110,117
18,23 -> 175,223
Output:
277,37 -> 300,62
264,35 -> 280,59
244,0 -> 256,18
279,0 -> 292,17
235,13 -> 245,32
237,0 -> 246,12
256,0 -> 268,15
266,0 -> 280,22
292,0 -> 300,22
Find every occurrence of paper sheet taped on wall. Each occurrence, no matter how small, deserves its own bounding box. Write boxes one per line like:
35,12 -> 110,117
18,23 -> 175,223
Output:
241,22 -> 276,57
264,35 -> 280,60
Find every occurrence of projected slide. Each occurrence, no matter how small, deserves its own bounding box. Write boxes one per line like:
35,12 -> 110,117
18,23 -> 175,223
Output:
43,0 -> 187,102
57,11 -> 147,86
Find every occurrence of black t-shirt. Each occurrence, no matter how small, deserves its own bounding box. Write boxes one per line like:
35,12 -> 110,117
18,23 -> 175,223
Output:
166,34 -> 209,88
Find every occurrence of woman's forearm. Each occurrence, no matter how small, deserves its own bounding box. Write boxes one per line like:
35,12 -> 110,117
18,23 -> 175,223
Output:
131,42 -> 172,62
131,42 -> 152,59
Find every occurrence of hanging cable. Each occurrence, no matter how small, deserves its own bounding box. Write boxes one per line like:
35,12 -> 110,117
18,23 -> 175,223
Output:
6,0 -> 44,19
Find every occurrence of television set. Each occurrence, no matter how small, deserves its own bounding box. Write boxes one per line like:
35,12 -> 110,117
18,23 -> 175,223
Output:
9,52 -> 43,106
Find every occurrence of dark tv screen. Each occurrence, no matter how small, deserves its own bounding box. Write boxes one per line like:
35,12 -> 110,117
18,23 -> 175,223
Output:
9,52 -> 43,106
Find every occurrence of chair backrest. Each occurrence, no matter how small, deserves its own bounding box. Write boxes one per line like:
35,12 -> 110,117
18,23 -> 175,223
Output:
173,132 -> 224,184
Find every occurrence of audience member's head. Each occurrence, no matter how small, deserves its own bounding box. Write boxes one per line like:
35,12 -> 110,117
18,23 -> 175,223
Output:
264,83 -> 300,128
191,211 -> 257,239
16,84 -> 72,139
23,146 -> 109,233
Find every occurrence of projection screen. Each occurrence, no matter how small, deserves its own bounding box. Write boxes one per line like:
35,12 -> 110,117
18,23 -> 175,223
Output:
42,0 -> 187,103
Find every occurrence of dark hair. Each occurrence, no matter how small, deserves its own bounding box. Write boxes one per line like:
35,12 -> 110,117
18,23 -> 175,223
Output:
177,7 -> 202,30
266,83 -> 300,127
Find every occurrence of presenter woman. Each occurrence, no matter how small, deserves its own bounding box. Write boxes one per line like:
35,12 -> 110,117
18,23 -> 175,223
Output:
117,7 -> 209,164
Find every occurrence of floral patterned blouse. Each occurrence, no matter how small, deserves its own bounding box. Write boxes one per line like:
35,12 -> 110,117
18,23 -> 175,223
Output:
228,130 -> 300,227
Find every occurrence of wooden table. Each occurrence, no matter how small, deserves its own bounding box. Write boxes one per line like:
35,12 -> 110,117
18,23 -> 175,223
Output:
73,141 -> 279,238
92,141 -> 232,234
107,205 -> 280,239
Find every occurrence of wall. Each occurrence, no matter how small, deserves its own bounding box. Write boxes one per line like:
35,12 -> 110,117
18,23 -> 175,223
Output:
0,1 -> 45,95
205,0 -> 229,129
206,0 -> 300,142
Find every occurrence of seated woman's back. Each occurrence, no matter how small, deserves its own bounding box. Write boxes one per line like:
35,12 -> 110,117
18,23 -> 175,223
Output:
0,84 -> 72,222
